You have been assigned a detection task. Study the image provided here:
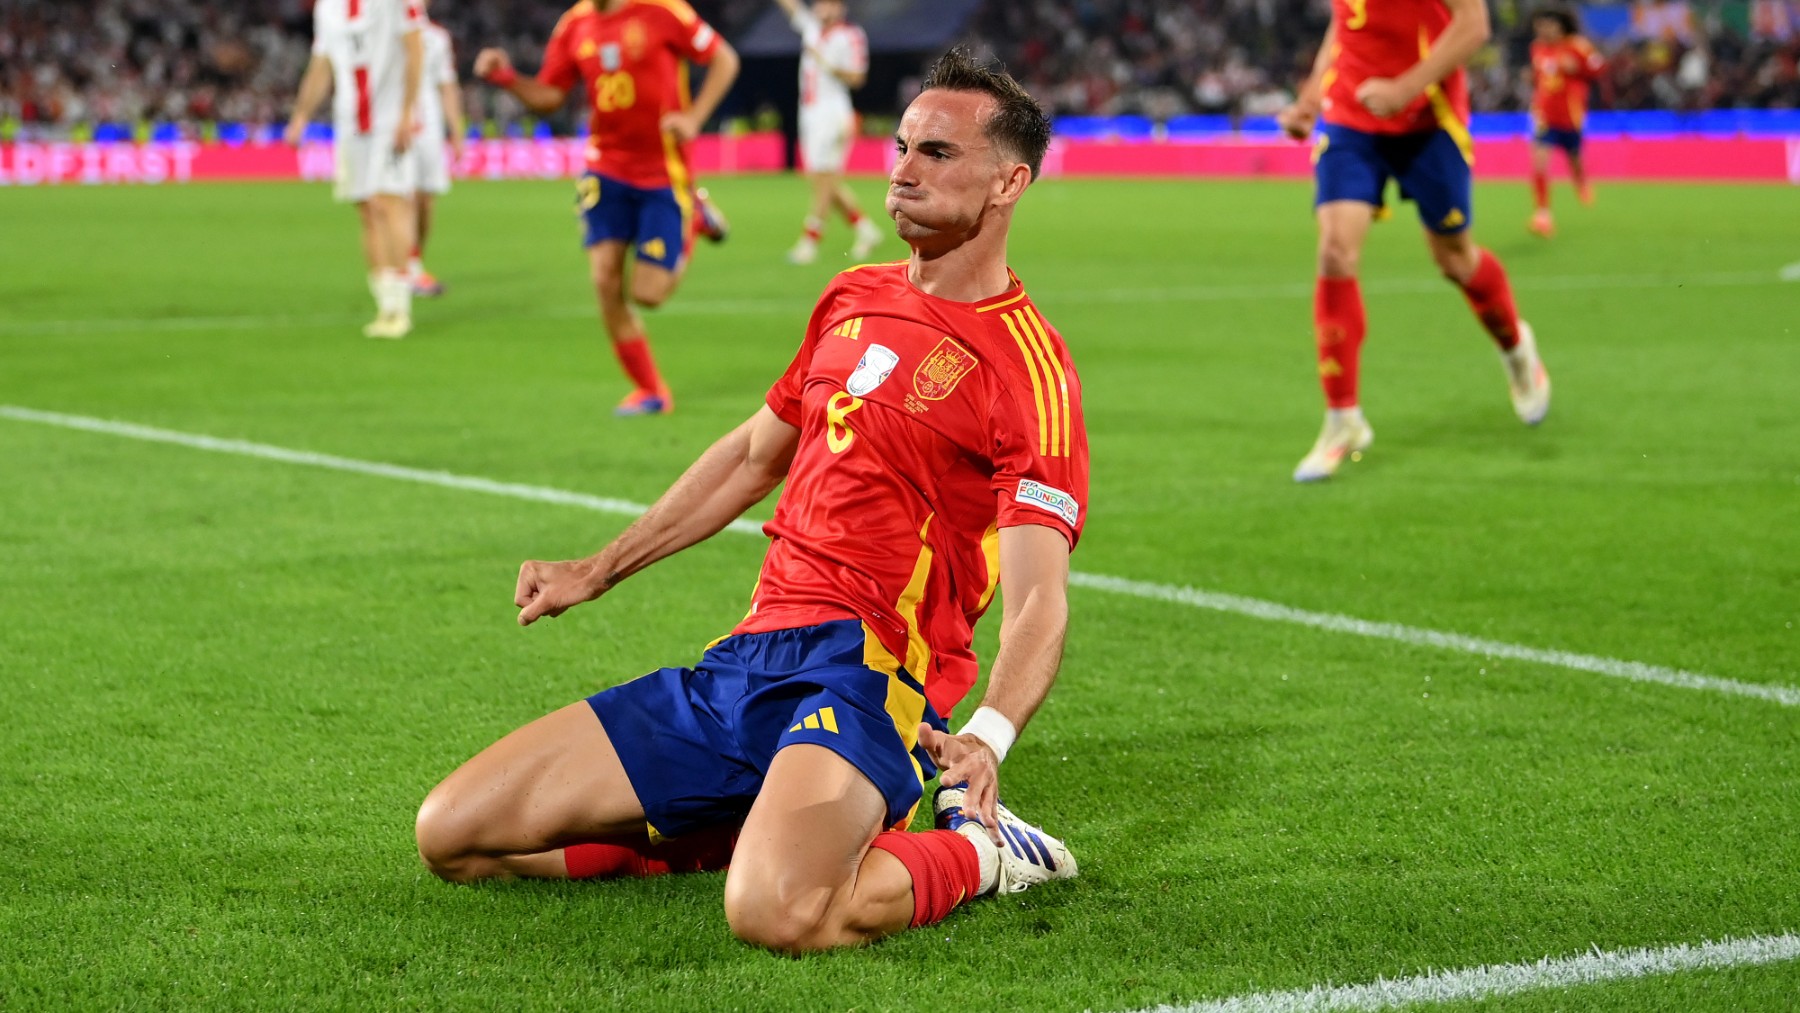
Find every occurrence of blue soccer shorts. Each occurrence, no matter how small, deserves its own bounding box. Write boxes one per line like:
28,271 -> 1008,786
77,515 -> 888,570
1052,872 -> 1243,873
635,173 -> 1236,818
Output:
586,619 -> 946,842
1314,122 -> 1475,235
1533,126 -> 1584,155
573,170 -> 689,270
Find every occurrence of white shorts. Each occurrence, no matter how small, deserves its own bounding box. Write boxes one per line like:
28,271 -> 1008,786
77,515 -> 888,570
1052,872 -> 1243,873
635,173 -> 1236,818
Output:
333,130 -> 417,203
799,110 -> 855,174
411,135 -> 453,196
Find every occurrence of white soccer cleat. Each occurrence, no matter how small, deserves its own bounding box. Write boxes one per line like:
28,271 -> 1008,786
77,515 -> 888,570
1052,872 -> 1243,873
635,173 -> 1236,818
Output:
786,237 -> 818,265
1293,409 -> 1374,483
362,312 -> 411,340
849,219 -> 883,260
934,783 -> 1077,896
1501,320 -> 1551,425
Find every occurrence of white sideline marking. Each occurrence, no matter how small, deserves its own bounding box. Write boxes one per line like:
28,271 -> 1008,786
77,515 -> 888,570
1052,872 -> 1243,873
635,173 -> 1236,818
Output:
0,270 -> 1784,336
4,404 -> 1795,708
1135,932 -> 1800,1013
1779,260 -> 1800,282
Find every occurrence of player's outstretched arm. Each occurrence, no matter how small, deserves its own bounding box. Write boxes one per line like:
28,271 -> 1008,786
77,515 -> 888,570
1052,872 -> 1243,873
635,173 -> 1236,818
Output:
770,0 -> 805,20
283,54 -> 334,146
1357,0 -> 1492,117
472,48 -> 570,115
919,524 -> 1071,841
515,406 -> 800,625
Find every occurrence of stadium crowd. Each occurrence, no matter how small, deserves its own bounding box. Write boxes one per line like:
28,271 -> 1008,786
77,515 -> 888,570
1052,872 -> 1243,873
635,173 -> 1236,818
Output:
2,0 -> 1797,138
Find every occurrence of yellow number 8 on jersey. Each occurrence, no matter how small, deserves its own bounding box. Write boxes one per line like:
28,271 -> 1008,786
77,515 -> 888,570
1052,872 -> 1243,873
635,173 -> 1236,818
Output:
1344,0 -> 1368,30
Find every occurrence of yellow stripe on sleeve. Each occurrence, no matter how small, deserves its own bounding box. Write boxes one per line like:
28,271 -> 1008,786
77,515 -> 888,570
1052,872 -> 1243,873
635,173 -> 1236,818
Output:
1001,310 -> 1052,456
1022,306 -> 1072,458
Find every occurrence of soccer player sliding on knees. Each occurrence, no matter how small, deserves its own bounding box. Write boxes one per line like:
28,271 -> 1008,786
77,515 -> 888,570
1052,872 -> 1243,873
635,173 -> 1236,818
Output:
1277,0 -> 1552,483
416,49 -> 1086,953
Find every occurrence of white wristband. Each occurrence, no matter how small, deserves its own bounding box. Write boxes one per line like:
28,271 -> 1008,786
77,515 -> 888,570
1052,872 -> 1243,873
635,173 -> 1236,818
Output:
956,706 -> 1018,764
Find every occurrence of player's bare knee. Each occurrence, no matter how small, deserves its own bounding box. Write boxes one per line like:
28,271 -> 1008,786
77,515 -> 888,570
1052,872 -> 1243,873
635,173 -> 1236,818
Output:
630,283 -> 670,310
1432,242 -> 1478,283
414,793 -> 486,882
723,875 -> 838,954
1317,243 -> 1360,279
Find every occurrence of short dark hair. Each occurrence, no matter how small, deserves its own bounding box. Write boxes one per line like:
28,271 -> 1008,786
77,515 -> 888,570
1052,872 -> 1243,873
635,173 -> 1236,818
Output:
1531,5 -> 1579,35
919,47 -> 1052,180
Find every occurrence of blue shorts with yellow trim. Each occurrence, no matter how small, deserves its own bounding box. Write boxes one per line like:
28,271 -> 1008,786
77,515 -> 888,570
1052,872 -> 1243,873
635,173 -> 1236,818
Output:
1534,126 -> 1583,155
587,619 -> 946,840
1315,123 -> 1474,235
574,170 -> 688,270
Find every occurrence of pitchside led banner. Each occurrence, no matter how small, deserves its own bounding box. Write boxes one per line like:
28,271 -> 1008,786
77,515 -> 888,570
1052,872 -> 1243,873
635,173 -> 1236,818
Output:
4,130 -> 1799,186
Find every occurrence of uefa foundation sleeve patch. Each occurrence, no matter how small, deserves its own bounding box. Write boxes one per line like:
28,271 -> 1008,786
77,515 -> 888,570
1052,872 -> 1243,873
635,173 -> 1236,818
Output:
1015,479 -> 1080,527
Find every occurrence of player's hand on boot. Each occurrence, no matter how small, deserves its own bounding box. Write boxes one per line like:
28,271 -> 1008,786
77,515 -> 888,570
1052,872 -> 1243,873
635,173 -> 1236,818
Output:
515,559 -> 607,626
919,723 -> 1002,845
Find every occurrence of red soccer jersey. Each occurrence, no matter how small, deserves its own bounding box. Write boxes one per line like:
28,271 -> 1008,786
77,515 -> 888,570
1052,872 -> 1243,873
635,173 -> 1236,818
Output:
538,0 -> 722,188
739,263 -> 1089,725
1530,37 -> 1604,131
1321,0 -> 1471,137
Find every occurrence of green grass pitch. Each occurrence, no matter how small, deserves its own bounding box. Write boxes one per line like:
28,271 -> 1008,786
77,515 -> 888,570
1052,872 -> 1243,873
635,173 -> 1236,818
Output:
1,173 -> 1796,1011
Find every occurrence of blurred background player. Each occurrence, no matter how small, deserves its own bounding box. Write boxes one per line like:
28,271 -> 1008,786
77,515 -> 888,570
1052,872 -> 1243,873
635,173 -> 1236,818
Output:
409,0 -> 467,297
1277,0 -> 1552,483
474,0 -> 740,417
1527,6 -> 1605,238
285,0 -> 424,339
770,0 -> 882,265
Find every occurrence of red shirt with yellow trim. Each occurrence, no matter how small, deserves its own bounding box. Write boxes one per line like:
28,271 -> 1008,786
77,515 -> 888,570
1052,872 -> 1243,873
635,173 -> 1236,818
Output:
1530,37 -> 1604,131
739,263 -> 1089,722
1321,0 -> 1470,136
538,0 -> 722,187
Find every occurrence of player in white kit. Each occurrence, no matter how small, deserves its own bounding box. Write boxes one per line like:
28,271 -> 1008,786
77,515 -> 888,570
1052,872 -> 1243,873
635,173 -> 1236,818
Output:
771,0 -> 882,265
409,1 -> 467,297
285,0 -> 425,339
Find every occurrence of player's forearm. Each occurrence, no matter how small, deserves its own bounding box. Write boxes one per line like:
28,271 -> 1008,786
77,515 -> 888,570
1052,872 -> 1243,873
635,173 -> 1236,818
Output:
443,82 -> 467,138
402,31 -> 424,118
978,584 -> 1068,733
290,58 -> 332,124
688,44 -> 741,126
578,421 -> 787,592
1295,23 -> 1337,110
1395,6 -> 1490,97
504,76 -> 568,115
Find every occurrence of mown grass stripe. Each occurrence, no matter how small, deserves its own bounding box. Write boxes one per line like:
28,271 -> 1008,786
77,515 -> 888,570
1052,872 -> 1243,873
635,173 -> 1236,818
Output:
6,403 -> 1794,709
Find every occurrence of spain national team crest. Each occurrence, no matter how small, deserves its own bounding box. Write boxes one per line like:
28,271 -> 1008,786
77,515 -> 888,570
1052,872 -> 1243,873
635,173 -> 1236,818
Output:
912,338 -> 979,401
623,20 -> 648,61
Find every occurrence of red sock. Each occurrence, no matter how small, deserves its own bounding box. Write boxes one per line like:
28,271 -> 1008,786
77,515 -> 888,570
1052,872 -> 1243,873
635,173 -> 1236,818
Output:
564,825 -> 738,880
612,334 -> 666,393
866,829 -> 982,928
845,209 -> 864,226
410,244 -> 422,259
804,224 -> 823,243
1531,171 -> 1550,211
1457,249 -> 1522,351
1314,277 -> 1366,409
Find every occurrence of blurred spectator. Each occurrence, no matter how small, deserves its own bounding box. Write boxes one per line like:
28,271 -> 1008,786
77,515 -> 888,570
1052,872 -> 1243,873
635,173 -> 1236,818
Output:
1,0 -> 1796,140
960,0 -> 1800,120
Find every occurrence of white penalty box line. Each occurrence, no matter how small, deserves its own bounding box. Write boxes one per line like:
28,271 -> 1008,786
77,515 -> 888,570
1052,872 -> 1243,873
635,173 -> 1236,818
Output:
1135,932 -> 1800,1013
4,404 -> 1795,709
